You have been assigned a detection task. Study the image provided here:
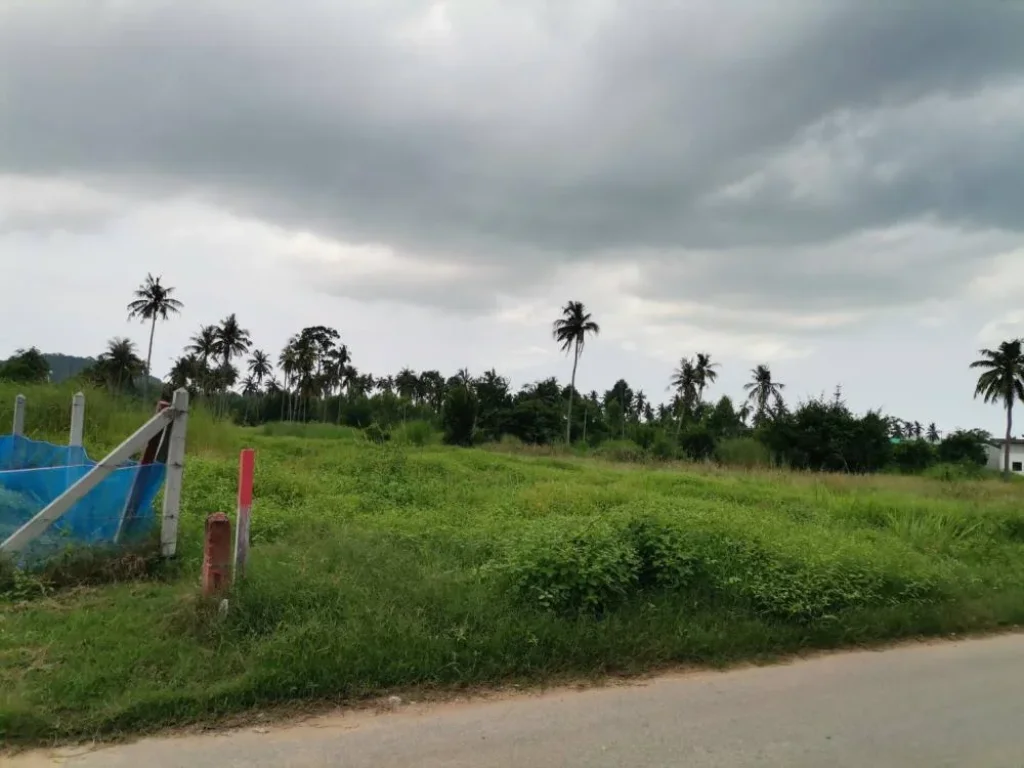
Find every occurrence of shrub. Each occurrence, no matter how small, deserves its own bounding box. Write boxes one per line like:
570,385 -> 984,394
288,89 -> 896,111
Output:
627,517 -> 698,590
392,419 -> 435,447
594,440 -> 646,463
505,523 -> 640,614
715,437 -> 771,468
363,422 -> 391,445
679,425 -> 716,461
892,440 -> 937,474
649,433 -> 678,461
937,430 -> 988,467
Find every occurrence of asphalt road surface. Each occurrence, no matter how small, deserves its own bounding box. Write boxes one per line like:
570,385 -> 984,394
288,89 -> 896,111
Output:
10,633 -> 1024,767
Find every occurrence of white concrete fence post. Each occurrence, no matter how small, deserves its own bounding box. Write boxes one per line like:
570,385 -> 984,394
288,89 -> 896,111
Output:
160,388 -> 190,557
12,394 -> 26,436
69,391 -> 85,450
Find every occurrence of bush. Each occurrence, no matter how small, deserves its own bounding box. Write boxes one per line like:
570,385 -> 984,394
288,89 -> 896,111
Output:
627,517 -> 698,590
594,440 -> 646,463
392,419 -> 435,447
715,437 -> 771,469
937,430 -> 988,467
363,422 -> 391,445
892,440 -> 937,474
679,425 -> 716,461
505,523 -> 640,614
649,433 -> 678,461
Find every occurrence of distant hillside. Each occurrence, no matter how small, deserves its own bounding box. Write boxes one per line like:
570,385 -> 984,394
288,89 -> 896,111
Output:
44,353 -> 96,383
42,353 -> 161,387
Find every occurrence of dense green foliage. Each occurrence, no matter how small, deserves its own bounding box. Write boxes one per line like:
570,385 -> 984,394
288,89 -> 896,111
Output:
5,274 -> 1016,478
2,383 -> 1024,743
0,347 -> 49,384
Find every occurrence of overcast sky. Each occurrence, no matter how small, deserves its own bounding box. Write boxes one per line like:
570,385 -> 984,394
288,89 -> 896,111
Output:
2,0 -> 1023,434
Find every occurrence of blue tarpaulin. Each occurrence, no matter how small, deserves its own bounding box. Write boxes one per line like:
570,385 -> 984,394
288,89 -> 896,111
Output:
0,434 -> 165,557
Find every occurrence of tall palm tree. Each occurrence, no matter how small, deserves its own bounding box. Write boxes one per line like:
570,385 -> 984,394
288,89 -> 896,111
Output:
744,364 -> 785,425
214,313 -> 252,373
669,357 -> 698,435
278,341 -> 299,420
396,368 -> 419,401
126,274 -> 183,400
98,337 -> 145,393
552,300 -> 600,443
926,422 -> 941,443
247,349 -> 273,387
693,352 -> 719,403
188,324 -> 218,362
166,353 -> 203,396
971,339 -> 1024,477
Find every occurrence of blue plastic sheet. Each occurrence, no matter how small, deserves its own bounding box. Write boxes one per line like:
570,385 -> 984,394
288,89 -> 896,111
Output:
0,435 -> 166,557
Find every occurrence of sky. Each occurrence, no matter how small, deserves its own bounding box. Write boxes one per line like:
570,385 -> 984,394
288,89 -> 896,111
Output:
2,0 -> 1023,435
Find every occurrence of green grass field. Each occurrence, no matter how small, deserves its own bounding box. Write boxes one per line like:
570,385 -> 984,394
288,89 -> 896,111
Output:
3,385 -> 1024,744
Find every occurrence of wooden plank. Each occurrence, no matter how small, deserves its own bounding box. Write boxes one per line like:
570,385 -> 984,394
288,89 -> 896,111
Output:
160,389 -> 189,557
0,407 -> 174,555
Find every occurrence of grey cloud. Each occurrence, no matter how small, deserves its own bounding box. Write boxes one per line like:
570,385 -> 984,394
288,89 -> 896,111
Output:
1,0 -> 1023,316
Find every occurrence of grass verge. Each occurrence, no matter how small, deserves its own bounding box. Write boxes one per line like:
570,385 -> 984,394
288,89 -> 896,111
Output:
3,399 -> 1024,744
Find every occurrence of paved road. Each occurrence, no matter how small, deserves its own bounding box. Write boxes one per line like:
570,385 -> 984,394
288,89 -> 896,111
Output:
11,633 -> 1024,767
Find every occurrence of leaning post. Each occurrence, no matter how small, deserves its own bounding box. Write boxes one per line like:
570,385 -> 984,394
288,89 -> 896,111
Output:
160,388 -> 190,557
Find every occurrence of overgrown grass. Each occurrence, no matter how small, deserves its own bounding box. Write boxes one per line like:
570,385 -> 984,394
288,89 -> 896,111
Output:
3,400 -> 1024,745
0,382 -> 234,456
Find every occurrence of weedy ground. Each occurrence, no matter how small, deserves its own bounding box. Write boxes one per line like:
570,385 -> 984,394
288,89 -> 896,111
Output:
3,384 -> 1024,744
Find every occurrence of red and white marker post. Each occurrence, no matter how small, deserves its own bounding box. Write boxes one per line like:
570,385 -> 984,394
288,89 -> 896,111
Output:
233,448 -> 255,580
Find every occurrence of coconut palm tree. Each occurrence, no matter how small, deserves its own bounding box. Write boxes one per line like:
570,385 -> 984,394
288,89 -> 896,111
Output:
97,337 -> 145,393
187,325 -> 218,393
126,274 -> 183,400
214,313 -> 252,372
278,340 -> 299,420
244,350 -> 272,419
744,364 -> 784,425
694,352 -> 719,402
166,353 -> 203,396
247,349 -> 273,387
670,357 -> 698,435
552,300 -> 600,443
926,422 -> 941,443
396,368 -> 419,401
971,339 -> 1024,477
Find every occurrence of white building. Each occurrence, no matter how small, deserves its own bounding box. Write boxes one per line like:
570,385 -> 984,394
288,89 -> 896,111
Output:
985,440 -> 1024,474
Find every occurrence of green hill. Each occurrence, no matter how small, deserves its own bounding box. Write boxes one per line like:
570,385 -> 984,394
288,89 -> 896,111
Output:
43,353 -> 96,383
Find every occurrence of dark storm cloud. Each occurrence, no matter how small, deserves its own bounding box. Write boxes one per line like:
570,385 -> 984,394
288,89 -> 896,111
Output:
1,0 -> 1022,313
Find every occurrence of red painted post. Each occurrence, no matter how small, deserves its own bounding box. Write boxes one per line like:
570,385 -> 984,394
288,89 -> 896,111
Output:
202,513 -> 232,596
233,448 -> 255,579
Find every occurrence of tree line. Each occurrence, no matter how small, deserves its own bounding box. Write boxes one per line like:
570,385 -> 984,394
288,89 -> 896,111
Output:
2,273 -> 1017,476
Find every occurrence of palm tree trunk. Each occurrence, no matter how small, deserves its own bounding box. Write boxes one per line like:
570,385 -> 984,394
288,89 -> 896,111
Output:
144,315 -> 156,403
1005,399 -> 1013,478
566,342 -> 580,444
